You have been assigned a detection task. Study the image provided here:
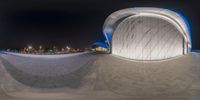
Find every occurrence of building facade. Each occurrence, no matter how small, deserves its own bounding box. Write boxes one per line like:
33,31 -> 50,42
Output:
103,7 -> 191,61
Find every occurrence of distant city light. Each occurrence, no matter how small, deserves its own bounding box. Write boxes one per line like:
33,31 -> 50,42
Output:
39,46 -> 42,49
61,48 -> 65,51
66,46 -> 70,50
28,46 -> 33,50
5,44 -> 87,54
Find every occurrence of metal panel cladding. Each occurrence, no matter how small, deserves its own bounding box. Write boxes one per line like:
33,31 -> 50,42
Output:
103,7 -> 191,61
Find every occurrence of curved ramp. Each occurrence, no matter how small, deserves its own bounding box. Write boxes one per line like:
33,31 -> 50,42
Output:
0,52 -> 97,88
0,52 -> 200,100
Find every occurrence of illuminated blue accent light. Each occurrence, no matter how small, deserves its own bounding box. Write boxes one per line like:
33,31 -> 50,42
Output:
164,9 -> 192,49
104,33 -> 112,42
191,50 -> 200,53
175,12 -> 192,45
105,40 -> 109,43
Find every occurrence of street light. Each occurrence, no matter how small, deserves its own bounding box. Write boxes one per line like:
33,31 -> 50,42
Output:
28,46 -> 32,50
66,46 -> 70,50
39,46 -> 42,49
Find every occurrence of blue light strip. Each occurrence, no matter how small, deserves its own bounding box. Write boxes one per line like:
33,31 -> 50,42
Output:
103,33 -> 109,49
164,9 -> 192,49
175,12 -> 192,49
191,50 -> 200,53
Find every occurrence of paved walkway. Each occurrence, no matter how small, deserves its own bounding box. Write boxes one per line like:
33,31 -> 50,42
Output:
0,52 -> 200,100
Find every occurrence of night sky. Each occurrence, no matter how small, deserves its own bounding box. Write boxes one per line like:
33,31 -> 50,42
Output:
0,0 -> 199,50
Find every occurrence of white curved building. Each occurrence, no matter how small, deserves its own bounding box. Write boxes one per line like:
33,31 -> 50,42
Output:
103,7 -> 191,61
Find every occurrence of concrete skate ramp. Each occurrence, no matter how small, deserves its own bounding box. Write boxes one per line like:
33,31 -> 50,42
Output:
97,55 -> 194,96
0,52 -> 97,88
0,52 -> 200,100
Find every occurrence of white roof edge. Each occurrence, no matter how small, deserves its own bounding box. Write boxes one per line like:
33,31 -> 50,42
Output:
103,7 -> 191,49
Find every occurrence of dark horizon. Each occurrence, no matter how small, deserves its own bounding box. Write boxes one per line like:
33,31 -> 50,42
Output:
0,0 -> 200,50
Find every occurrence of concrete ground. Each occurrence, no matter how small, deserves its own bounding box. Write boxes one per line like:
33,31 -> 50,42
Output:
0,52 -> 200,100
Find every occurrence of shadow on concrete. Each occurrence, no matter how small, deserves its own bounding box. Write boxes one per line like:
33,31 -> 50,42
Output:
0,54 -> 97,89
